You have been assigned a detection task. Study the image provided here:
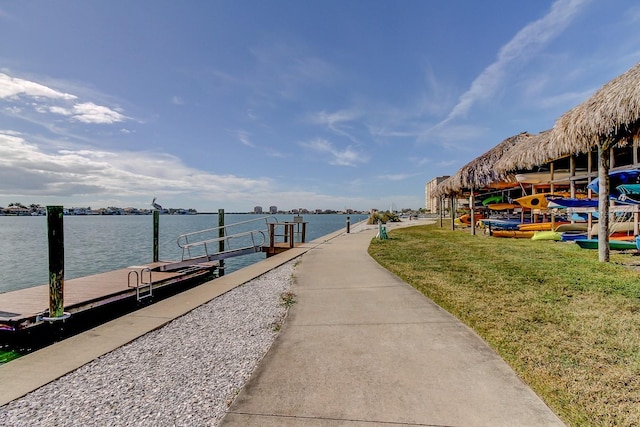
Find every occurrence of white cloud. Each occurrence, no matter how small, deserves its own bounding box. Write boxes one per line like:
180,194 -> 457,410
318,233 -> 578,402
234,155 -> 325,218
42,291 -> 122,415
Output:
309,109 -> 361,143
0,73 -> 77,100
438,0 -> 588,126
0,131 -> 270,200
300,138 -> 368,167
70,102 -> 126,124
0,72 -> 127,125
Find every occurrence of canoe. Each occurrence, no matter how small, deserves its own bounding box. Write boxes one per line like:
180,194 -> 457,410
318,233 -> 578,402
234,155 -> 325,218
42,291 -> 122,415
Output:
531,231 -> 562,241
588,169 -> 640,203
492,230 -> 535,239
574,239 -> 637,250
514,192 -> 569,210
486,203 -> 518,211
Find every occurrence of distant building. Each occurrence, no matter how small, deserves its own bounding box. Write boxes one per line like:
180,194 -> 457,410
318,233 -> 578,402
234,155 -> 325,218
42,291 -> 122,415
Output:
269,205 -> 277,214
254,206 -> 263,214
425,176 -> 450,213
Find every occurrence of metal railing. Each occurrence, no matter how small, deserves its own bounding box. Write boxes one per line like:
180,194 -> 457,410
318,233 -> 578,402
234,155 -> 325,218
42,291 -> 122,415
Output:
176,215 -> 277,261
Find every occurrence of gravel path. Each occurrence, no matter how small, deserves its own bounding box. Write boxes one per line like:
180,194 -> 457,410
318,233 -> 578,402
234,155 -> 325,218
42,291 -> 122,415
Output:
0,258 -> 297,427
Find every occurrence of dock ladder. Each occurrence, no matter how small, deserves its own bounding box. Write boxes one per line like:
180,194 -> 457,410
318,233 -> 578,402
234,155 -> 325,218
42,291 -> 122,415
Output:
127,267 -> 153,302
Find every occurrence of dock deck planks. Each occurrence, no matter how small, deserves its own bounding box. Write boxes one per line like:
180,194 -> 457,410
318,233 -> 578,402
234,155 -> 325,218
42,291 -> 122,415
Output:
0,262 -> 199,327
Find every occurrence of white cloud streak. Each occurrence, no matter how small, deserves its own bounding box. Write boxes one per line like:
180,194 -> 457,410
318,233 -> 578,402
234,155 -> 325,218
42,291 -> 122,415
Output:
436,0 -> 588,128
0,72 -> 127,124
300,138 -> 368,167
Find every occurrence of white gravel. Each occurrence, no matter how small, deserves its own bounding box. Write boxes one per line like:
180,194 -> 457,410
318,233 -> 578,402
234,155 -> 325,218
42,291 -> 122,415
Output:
0,258 -> 297,427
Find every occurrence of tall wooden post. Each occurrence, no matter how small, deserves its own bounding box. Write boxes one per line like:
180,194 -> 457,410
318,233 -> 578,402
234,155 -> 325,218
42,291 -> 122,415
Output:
470,190 -> 476,236
218,209 -> 225,276
153,210 -> 159,262
47,206 -> 65,318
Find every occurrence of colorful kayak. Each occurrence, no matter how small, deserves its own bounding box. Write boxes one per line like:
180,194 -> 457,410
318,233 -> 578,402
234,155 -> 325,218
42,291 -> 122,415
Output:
477,219 -> 522,230
574,239 -> 637,250
457,212 -> 482,224
515,170 -> 573,184
561,232 -> 587,241
545,196 -> 598,208
481,195 -> 503,206
531,231 -> 562,241
514,192 -> 569,210
518,222 -> 568,231
588,169 -> 640,203
492,230 -> 535,239
486,203 -> 518,211
555,223 -> 589,232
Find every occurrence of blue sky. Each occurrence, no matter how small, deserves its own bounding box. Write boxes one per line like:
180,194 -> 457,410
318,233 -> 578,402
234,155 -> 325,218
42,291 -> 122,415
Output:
1,0 -> 639,212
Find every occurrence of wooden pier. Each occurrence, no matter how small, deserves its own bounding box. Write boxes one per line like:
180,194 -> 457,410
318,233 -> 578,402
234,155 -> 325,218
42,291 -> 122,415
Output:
0,261 -> 217,333
261,220 -> 307,257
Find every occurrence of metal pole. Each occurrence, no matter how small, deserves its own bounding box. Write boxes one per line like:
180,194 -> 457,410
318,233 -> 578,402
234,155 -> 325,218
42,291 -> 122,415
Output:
152,210 -> 159,262
346,216 -> 350,233
218,209 -> 225,276
47,206 -> 65,318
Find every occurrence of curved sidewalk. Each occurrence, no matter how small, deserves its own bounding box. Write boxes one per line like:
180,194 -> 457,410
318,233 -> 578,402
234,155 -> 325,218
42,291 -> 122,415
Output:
221,222 -> 565,427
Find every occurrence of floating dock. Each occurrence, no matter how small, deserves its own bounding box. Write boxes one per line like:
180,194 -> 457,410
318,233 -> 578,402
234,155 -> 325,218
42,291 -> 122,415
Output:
0,261 -> 217,333
0,215 -> 308,335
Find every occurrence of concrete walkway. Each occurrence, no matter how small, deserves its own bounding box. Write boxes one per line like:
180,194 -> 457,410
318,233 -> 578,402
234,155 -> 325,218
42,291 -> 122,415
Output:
221,221 -> 565,427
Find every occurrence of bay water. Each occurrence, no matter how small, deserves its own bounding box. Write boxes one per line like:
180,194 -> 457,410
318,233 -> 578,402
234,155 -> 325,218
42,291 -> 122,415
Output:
0,213 -> 368,294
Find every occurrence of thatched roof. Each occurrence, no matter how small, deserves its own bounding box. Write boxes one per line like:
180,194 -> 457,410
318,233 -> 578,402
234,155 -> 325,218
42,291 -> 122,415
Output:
551,61 -> 640,152
434,132 -> 531,196
493,129 -> 556,174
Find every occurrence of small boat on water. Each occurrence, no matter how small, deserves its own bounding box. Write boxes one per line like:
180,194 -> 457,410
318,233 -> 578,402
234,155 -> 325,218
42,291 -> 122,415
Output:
574,239 -> 637,250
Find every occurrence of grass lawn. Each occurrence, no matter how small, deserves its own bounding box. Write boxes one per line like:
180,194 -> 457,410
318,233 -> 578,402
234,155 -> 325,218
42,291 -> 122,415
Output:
368,223 -> 640,426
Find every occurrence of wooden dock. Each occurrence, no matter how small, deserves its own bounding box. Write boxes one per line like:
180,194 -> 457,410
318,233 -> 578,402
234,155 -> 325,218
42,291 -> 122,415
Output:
0,261 -> 217,333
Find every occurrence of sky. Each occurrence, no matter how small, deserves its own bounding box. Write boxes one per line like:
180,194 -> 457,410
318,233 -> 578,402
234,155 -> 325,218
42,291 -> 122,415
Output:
1,0 -> 640,213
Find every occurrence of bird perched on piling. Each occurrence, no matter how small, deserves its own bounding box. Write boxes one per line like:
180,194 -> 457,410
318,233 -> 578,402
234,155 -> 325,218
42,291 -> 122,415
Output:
151,197 -> 163,211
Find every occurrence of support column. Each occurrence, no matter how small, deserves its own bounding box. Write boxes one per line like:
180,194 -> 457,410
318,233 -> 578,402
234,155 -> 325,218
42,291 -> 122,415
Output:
47,206 -> 65,319
218,209 -> 225,276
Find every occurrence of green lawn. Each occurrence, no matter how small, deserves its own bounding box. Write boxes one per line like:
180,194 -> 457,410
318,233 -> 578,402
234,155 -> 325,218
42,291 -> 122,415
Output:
368,224 -> 640,426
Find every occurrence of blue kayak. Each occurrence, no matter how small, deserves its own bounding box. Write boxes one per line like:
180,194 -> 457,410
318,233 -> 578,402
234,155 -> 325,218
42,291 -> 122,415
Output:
588,169 -> 640,204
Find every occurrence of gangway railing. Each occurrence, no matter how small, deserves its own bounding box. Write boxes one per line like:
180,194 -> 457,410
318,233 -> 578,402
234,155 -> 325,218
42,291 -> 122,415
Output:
152,216 -> 277,272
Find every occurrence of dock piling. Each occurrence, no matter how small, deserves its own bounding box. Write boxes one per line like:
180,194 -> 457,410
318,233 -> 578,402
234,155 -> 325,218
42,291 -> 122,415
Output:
153,210 -> 159,262
218,209 -> 225,276
46,206 -> 67,320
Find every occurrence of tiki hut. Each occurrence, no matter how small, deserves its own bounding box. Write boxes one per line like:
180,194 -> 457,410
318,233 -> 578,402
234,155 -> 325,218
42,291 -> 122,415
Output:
434,132 -> 532,234
550,61 -> 640,262
493,129 -> 555,175
436,131 -> 533,197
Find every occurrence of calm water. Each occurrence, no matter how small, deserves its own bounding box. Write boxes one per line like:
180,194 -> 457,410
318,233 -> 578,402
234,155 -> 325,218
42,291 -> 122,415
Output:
0,213 -> 367,294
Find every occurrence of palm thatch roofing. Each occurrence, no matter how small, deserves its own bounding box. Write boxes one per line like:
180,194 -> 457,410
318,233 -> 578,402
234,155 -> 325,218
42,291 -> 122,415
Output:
493,129 -> 556,175
434,132 -> 532,197
550,61 -> 640,152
